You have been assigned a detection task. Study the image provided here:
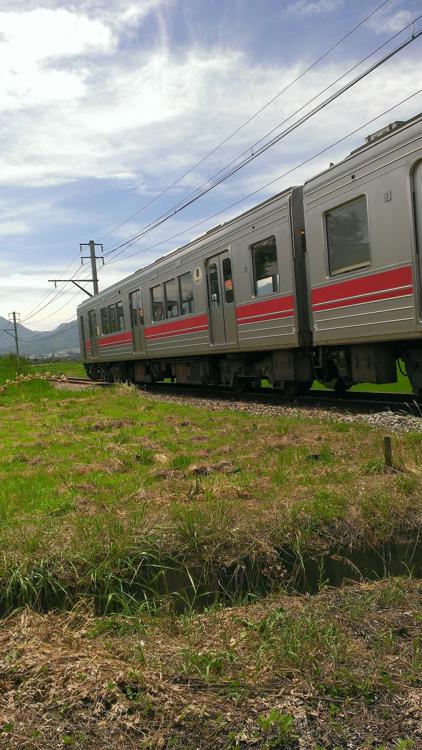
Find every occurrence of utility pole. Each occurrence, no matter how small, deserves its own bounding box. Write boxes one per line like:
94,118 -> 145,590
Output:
8,312 -> 20,358
88,240 -> 99,296
48,241 -> 104,297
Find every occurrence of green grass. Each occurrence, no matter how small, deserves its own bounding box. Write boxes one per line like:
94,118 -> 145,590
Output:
0,362 -> 421,749
0,370 -> 421,613
29,360 -> 86,378
311,362 -> 412,393
0,354 -> 29,384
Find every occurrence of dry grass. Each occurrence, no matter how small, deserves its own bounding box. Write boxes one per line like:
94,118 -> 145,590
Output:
0,579 -> 420,749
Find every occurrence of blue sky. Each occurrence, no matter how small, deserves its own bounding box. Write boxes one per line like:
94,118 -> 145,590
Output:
1,0 -> 421,329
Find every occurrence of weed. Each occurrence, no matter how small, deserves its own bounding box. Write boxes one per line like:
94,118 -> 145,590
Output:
257,710 -> 298,748
180,648 -> 236,680
257,607 -> 347,678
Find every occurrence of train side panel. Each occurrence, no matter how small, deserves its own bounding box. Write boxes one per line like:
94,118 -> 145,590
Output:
304,115 -> 422,347
78,188 -> 310,370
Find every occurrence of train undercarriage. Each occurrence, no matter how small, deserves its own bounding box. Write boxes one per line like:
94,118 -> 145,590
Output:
84,342 -> 422,396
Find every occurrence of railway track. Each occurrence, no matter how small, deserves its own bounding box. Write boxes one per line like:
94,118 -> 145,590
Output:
143,383 -> 422,415
49,376 -> 111,387
53,376 -> 422,415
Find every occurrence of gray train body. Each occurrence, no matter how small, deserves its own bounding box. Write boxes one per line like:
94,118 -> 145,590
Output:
78,111 -> 422,395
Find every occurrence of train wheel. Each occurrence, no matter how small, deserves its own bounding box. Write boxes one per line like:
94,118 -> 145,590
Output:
277,381 -> 300,397
298,380 -> 313,395
333,377 -> 352,395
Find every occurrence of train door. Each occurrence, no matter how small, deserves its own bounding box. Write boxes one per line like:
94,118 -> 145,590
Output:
129,289 -> 145,353
414,161 -> 422,300
88,309 -> 99,357
206,251 -> 237,345
79,316 -> 87,357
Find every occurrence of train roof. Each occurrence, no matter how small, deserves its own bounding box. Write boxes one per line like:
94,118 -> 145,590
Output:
77,185 -> 298,310
304,110 -> 422,187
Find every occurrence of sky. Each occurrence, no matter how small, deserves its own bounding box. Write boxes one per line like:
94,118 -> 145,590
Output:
0,0 -> 421,330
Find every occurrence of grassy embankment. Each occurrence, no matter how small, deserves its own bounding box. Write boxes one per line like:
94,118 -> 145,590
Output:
0,356 -> 421,748
0,356 -> 421,614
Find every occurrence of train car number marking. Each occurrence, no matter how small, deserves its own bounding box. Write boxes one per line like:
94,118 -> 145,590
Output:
193,266 -> 203,285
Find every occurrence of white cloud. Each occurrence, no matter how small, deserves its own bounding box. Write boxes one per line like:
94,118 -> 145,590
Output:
0,197 -> 83,240
0,8 -> 113,113
370,8 -> 414,34
285,0 -> 342,16
0,0 -> 421,327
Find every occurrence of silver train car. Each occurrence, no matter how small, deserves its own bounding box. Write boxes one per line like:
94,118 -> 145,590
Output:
78,111 -> 422,395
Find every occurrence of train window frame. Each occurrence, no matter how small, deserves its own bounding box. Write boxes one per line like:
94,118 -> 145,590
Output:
88,309 -> 98,338
151,284 -> 166,322
325,194 -> 371,277
179,271 -> 195,315
101,307 -> 110,335
108,304 -> 118,333
116,301 -> 125,331
208,262 -> 221,307
130,289 -> 144,327
250,235 -> 280,298
164,277 -> 180,319
222,257 -> 234,303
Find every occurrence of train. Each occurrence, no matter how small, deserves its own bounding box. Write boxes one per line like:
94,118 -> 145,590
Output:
78,111 -> 422,396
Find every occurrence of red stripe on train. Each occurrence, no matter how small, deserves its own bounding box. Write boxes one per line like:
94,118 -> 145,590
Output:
236,294 -> 295,321
313,286 -> 413,312
237,309 -> 294,326
145,313 -> 208,339
312,266 -> 413,309
99,331 -> 133,347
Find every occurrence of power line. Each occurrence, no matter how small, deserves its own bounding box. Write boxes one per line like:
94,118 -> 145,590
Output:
21,262 -> 90,324
11,0 -> 404,327
103,89 -> 421,269
98,0 -> 393,243
20,252 -> 83,321
25,284 -> 91,327
8,89 -> 420,345
102,21 -> 421,264
0,320 -> 78,352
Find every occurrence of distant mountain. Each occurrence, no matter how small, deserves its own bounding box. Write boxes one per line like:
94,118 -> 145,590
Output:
0,316 -> 80,357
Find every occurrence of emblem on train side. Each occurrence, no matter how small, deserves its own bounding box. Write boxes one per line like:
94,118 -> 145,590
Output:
193,266 -> 203,285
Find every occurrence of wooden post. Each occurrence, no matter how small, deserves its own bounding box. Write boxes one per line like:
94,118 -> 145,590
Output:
383,436 -> 393,469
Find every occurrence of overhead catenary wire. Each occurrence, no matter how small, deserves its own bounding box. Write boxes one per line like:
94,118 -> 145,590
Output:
25,283 -> 92,327
20,252 -> 83,322
21,259 -> 98,325
102,89 -> 422,269
10,4 -> 419,332
102,20 -> 422,265
20,261 -> 91,324
0,320 -> 78,354
5,89 -> 420,347
98,0 -> 394,243
9,0 -> 401,328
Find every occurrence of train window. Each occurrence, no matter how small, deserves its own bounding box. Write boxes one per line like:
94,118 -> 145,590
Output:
108,304 -> 117,333
208,262 -> 220,306
179,272 -> 194,315
164,278 -> 179,318
88,310 -> 98,337
101,308 -> 110,335
130,290 -> 144,326
116,301 -> 125,331
326,196 -> 370,275
222,258 -> 234,303
251,236 -> 280,297
151,285 -> 165,322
